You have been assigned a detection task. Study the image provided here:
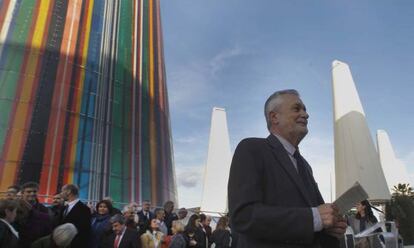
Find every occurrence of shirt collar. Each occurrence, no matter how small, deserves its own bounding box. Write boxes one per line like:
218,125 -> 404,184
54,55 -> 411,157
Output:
67,198 -> 80,208
0,218 -> 19,238
273,133 -> 297,156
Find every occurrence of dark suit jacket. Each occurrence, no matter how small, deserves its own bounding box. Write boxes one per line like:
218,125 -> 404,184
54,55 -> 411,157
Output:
101,228 -> 140,248
0,221 -> 19,248
228,135 -> 339,248
137,211 -> 154,235
61,200 -> 92,248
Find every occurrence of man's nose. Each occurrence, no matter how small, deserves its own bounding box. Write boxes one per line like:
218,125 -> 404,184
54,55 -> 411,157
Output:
300,110 -> 309,119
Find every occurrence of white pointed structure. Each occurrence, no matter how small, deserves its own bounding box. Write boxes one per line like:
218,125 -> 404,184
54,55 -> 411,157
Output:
332,60 -> 390,201
201,107 -> 232,215
377,130 -> 411,191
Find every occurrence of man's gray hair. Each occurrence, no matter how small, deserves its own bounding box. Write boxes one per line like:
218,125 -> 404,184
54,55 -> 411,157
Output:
264,89 -> 300,130
62,184 -> 79,197
110,214 -> 126,225
53,223 -> 78,247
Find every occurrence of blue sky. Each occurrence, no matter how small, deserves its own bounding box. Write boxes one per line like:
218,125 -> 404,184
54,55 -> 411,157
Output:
161,1 -> 414,207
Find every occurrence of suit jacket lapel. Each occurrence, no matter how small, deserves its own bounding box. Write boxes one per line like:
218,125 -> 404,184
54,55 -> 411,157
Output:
266,135 -> 313,206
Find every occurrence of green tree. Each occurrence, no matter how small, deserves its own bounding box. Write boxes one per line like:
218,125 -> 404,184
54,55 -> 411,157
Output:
386,183 -> 414,245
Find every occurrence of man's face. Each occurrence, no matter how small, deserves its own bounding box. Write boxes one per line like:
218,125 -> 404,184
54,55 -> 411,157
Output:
157,210 -> 165,221
178,210 -> 187,219
205,216 -> 212,226
165,202 -> 174,213
143,201 -> 151,211
112,222 -> 125,235
52,194 -> 64,206
270,94 -> 309,144
22,187 -> 38,203
6,188 -> 18,200
60,187 -> 70,201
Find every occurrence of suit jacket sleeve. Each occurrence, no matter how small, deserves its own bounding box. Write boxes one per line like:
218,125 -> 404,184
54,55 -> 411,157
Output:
228,139 -> 315,243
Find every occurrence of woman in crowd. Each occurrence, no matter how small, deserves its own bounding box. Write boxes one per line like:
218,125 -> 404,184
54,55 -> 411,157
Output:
0,199 -> 19,248
185,214 -> 205,248
210,217 -> 231,248
141,218 -> 165,248
167,220 -> 187,248
348,200 -> 378,234
91,200 -> 113,248
348,200 -> 380,248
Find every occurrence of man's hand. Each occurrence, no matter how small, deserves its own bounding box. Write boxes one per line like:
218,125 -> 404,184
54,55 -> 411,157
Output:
317,203 -> 340,228
324,217 -> 347,239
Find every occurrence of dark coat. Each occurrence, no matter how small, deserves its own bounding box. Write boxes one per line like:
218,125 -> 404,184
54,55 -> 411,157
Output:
60,200 -> 91,248
228,135 -> 339,248
30,235 -> 56,248
137,211 -> 154,235
194,226 -> 207,248
49,205 -> 64,228
101,228 -> 140,248
168,233 -> 187,248
91,214 -> 112,248
0,220 -> 19,248
164,212 -> 178,235
18,207 -> 52,248
210,229 -> 231,248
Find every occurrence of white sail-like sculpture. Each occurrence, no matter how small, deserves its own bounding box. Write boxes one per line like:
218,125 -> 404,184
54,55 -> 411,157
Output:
377,130 -> 411,191
332,60 -> 390,201
201,107 -> 232,215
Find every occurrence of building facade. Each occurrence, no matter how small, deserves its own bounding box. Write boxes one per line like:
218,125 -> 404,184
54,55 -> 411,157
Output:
0,0 -> 176,205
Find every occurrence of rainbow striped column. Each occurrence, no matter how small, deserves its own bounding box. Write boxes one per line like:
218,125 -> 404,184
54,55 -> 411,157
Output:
0,0 -> 176,206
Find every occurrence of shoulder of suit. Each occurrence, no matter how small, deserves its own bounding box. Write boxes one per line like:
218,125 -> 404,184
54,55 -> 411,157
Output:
238,137 -> 267,146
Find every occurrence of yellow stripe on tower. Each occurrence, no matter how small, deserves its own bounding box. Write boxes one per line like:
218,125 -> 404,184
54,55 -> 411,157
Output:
69,0 -> 95,183
1,0 -> 53,189
148,0 -> 157,203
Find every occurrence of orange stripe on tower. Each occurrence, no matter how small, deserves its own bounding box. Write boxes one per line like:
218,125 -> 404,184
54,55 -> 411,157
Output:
64,0 -> 94,185
40,0 -> 83,201
0,0 -> 53,191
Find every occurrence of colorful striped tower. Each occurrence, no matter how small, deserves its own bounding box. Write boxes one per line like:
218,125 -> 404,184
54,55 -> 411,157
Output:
0,0 -> 177,206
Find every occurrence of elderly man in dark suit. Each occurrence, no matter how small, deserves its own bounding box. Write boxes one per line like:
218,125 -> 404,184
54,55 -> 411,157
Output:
101,214 -> 140,248
60,183 -> 91,247
228,89 -> 347,248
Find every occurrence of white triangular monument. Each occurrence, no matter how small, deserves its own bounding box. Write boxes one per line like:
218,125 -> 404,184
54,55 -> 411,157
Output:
377,129 -> 411,191
332,60 -> 390,201
201,107 -> 232,215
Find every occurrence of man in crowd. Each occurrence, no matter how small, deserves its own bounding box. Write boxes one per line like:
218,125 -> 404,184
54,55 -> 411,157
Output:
5,185 -> 20,200
163,201 -> 178,235
49,192 -> 65,227
228,89 -> 347,247
102,214 -> 140,248
200,214 -> 212,244
60,183 -> 91,247
177,207 -> 189,226
17,182 -> 52,247
137,200 -> 154,234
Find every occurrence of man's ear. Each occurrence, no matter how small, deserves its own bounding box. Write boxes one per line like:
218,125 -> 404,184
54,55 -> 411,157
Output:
269,111 -> 278,125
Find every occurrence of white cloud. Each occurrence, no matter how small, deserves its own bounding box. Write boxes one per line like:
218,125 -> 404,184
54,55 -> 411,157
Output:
209,45 -> 243,76
168,45 -> 246,111
175,165 -> 205,208
176,166 -> 203,188
175,136 -> 198,145
168,62 -> 212,109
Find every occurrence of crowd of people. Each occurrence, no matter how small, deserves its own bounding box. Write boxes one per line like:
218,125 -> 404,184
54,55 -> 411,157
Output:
0,182 -> 233,248
0,89 -> 392,248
